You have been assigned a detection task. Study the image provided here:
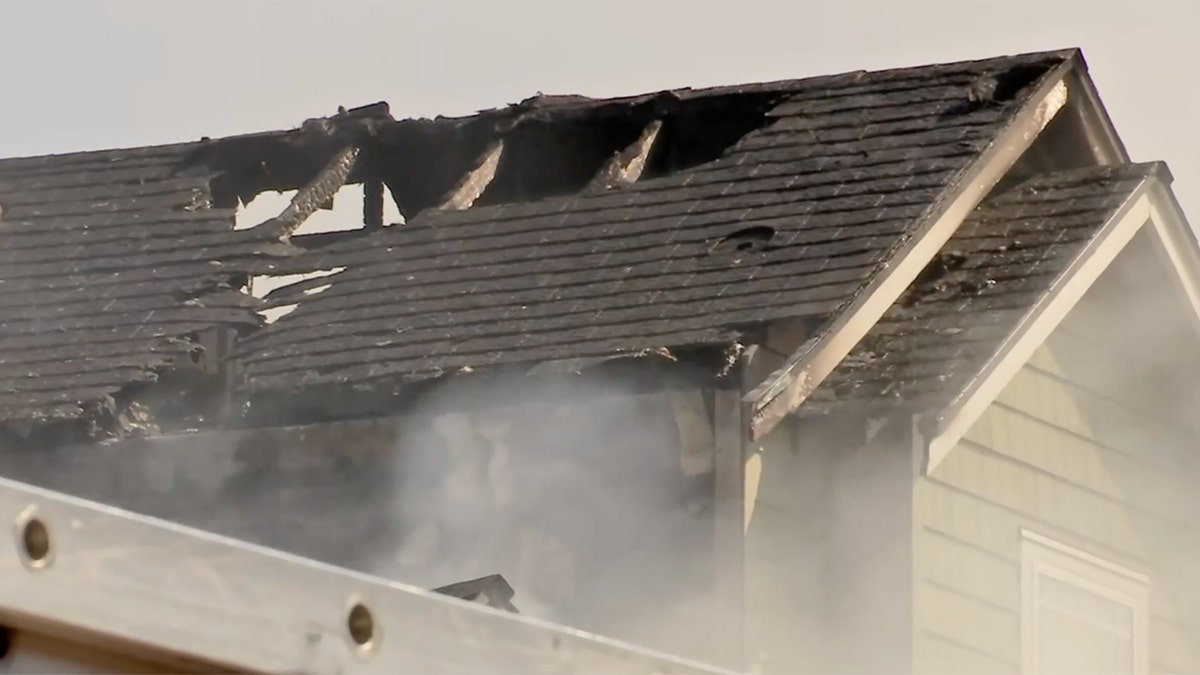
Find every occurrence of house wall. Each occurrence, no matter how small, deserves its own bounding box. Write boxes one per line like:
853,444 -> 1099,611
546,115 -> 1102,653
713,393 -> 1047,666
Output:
913,333 -> 1200,673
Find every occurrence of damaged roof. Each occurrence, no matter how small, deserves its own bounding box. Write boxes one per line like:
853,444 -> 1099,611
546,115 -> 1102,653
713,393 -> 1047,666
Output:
0,145 -> 282,427
805,162 -> 1169,416
0,48 -> 1100,434
235,50 -> 1074,392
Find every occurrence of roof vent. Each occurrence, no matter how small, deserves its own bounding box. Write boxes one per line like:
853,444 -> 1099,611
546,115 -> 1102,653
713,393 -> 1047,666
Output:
711,225 -> 776,254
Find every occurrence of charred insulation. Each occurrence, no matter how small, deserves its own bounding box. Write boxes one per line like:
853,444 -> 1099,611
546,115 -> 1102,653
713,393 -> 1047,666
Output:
193,103 -> 395,213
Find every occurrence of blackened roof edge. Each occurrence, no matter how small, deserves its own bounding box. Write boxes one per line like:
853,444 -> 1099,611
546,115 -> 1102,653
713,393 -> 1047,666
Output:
0,48 -> 1083,165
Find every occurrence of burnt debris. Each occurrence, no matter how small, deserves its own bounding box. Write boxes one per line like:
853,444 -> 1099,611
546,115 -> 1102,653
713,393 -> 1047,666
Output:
433,574 -> 520,613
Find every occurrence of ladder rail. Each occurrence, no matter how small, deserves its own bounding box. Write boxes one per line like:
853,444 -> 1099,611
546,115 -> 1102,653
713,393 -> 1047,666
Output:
0,475 -> 731,674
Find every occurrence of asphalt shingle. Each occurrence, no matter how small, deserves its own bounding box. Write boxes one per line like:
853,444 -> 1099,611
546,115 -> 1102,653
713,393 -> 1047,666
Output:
0,144 -> 278,424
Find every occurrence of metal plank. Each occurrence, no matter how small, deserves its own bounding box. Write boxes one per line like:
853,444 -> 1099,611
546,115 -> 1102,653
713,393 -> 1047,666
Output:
0,475 -> 732,675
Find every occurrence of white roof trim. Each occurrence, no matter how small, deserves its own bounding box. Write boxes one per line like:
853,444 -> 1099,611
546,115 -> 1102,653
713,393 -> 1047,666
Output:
922,174 -> 1200,474
745,70 -> 1073,441
1145,180 -> 1200,339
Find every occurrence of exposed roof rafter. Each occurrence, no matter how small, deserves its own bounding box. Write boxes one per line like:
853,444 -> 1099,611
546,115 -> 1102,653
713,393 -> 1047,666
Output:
436,141 -> 504,211
587,120 -> 663,191
253,145 -> 360,241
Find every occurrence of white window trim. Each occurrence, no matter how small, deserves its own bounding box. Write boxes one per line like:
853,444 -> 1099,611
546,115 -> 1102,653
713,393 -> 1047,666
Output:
1020,529 -> 1150,675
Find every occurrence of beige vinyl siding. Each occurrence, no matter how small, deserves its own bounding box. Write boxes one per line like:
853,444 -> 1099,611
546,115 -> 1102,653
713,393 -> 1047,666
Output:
914,336 -> 1200,674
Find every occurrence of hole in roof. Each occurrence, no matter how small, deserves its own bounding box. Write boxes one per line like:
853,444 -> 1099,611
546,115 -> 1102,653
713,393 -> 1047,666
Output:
250,268 -> 345,299
987,63 -> 1054,102
472,115 -> 652,206
251,267 -> 345,324
234,183 -> 404,234
963,62 -> 1054,108
261,303 -> 299,324
711,225 -> 776,254
471,90 -> 786,205
641,93 -> 783,180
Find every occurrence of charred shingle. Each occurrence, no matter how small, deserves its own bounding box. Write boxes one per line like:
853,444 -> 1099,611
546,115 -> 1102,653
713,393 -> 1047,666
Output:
804,162 -> 1168,417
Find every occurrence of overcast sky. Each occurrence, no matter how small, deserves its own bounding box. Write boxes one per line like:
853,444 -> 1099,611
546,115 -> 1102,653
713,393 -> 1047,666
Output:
1,0 -> 1198,217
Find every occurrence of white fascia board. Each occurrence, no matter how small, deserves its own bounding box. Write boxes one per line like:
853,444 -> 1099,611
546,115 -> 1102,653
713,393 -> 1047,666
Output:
1063,66 -> 1131,164
1144,179 -> 1200,339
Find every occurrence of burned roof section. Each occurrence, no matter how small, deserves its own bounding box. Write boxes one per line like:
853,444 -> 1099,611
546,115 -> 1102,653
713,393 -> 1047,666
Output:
0,143 -> 286,440
235,50 -> 1072,396
0,48 -> 1077,436
804,162 -> 1168,417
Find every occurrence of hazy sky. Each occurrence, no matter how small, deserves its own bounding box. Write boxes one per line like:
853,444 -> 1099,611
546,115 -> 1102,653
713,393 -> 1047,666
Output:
2,0 -> 1198,217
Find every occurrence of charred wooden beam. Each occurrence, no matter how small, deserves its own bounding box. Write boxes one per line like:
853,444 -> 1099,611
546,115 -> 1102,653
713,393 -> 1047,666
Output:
587,120 -> 663,191
363,179 -> 385,229
437,141 -> 504,211
253,145 -> 360,240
